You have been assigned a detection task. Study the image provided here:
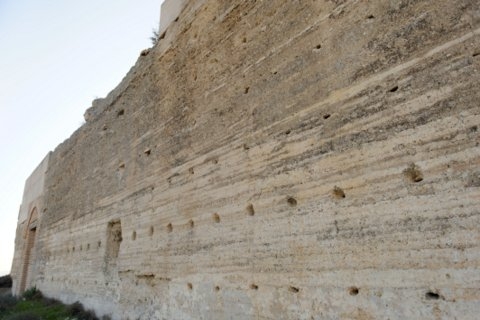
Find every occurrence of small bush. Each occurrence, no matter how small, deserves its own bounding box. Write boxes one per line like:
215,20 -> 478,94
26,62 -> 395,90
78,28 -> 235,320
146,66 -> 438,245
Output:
67,301 -> 85,316
150,28 -> 160,45
0,294 -> 18,312
4,312 -> 41,320
0,289 -> 102,320
22,287 -> 42,301
40,296 -> 60,307
67,301 -> 98,320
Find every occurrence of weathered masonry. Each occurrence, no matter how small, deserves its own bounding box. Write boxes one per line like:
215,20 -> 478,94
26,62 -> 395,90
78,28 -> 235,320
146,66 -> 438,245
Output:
11,0 -> 480,319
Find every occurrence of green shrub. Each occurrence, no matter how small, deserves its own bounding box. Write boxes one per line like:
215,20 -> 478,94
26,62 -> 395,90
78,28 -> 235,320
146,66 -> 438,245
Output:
4,311 -> 41,320
0,294 -> 18,312
40,296 -> 60,307
21,287 -> 42,301
0,289 -> 102,320
66,301 -> 98,320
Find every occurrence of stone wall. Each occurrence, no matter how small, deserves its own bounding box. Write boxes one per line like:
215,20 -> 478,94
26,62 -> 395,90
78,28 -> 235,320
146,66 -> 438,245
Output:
11,0 -> 480,319
10,153 -> 49,294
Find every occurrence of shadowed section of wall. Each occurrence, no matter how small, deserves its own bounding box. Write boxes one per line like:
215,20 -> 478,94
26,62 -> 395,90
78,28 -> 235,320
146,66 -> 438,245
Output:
10,153 -> 49,295
11,0 -> 480,319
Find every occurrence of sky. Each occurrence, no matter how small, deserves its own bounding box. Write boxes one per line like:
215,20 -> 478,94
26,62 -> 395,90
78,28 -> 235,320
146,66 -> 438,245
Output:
0,0 -> 164,275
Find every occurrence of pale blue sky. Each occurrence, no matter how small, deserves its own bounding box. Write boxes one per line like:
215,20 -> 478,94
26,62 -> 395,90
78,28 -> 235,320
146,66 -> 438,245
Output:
0,0 -> 163,275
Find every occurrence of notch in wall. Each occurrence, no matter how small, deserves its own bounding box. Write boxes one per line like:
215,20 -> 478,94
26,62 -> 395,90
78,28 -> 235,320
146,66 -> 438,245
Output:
425,291 -> 443,300
349,286 -> 359,296
289,286 -> 300,293
332,186 -> 346,199
106,220 -> 122,260
388,86 -> 399,93
246,204 -> 255,216
287,197 -> 297,207
403,163 -> 423,183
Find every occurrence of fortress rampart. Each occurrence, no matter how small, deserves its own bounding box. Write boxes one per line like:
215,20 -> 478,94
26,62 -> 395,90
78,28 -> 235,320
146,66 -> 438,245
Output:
11,0 -> 480,319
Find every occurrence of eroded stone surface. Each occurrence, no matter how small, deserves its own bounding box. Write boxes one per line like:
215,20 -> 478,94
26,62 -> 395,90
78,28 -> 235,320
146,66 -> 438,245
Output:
11,0 -> 480,319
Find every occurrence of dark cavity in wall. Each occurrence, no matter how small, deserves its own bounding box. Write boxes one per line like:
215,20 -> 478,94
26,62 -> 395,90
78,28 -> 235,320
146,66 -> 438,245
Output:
106,220 -> 122,262
426,291 -> 441,300
246,204 -> 255,216
349,287 -> 359,296
389,86 -> 399,93
287,197 -> 297,207
289,286 -> 300,293
403,163 -> 423,183
333,186 -> 346,199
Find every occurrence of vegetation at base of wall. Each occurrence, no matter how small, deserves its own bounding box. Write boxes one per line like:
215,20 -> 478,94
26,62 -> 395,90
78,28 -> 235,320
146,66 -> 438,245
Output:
0,287 -> 110,320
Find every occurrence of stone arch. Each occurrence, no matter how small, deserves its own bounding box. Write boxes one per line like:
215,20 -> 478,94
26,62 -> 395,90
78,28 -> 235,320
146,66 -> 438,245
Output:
19,207 -> 39,293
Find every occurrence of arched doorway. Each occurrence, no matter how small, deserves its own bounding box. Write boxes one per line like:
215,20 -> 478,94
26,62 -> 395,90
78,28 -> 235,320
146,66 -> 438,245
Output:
19,208 -> 38,293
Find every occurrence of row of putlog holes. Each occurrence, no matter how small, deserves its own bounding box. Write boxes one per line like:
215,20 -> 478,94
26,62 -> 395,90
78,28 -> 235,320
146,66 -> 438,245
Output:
115,79 -> 403,162
129,163 -> 423,239
43,275 -> 440,301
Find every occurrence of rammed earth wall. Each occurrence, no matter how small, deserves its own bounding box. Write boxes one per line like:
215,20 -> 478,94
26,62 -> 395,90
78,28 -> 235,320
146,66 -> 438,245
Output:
11,0 -> 480,319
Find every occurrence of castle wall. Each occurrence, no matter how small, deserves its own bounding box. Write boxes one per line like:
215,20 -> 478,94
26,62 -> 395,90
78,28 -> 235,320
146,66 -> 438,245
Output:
11,153 -> 50,295
11,0 -> 480,319
158,0 -> 190,36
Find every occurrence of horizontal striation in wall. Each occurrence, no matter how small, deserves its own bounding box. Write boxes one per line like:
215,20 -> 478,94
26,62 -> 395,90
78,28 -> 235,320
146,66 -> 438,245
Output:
12,0 -> 480,319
